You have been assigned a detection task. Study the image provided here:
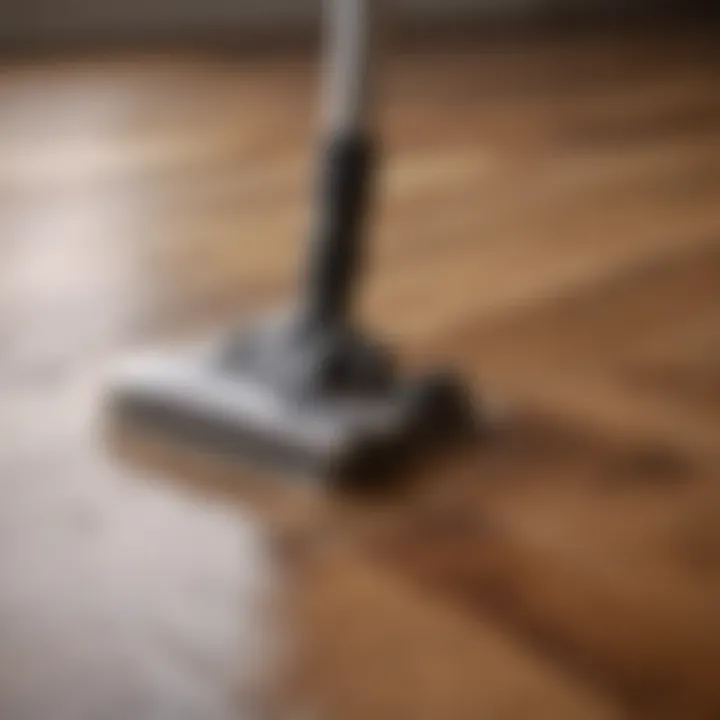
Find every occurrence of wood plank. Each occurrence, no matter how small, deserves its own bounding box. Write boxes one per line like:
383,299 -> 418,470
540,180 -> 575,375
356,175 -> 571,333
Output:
292,550 -> 621,720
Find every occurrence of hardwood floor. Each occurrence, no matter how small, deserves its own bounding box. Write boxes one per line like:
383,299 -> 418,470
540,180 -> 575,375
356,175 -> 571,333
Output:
0,27 -> 719,719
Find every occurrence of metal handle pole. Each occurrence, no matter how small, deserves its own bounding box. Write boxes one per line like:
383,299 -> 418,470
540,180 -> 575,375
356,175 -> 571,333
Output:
323,0 -> 379,133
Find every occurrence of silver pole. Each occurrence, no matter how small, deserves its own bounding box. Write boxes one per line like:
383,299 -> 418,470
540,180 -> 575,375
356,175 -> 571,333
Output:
323,0 -> 381,134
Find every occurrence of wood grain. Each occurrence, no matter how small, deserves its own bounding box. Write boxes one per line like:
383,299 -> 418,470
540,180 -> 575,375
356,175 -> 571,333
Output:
1,27 -> 719,720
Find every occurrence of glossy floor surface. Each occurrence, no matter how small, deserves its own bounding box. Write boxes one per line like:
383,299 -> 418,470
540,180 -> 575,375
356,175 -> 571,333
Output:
1,26 -> 719,719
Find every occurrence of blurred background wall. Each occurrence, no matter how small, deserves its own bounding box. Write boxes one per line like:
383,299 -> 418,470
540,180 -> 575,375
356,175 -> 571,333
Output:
0,0 -> 713,46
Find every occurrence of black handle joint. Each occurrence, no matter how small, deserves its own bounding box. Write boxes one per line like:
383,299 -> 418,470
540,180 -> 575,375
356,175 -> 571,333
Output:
304,131 -> 375,330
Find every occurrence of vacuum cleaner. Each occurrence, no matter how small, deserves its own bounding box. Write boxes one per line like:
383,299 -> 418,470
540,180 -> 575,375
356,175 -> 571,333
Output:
107,0 -> 479,482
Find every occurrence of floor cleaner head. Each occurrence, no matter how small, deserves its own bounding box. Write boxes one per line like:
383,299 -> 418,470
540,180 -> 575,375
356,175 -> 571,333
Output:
108,314 -> 477,481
